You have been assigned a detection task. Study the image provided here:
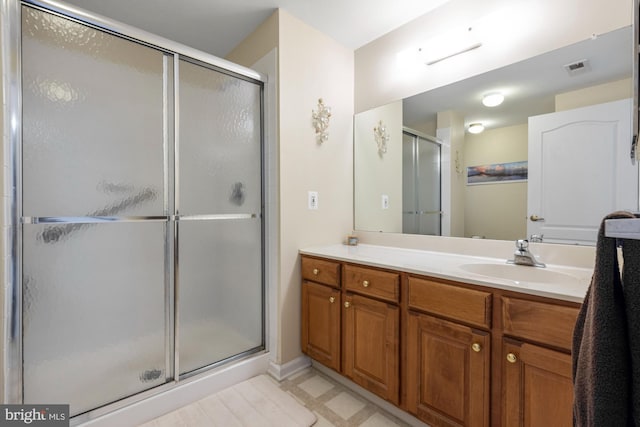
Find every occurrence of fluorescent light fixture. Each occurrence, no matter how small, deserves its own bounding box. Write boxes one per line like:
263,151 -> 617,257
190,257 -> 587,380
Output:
421,26 -> 482,66
482,92 -> 504,107
425,42 -> 482,66
468,123 -> 485,134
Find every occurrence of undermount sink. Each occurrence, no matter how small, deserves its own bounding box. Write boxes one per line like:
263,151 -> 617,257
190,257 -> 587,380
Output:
459,263 -> 581,285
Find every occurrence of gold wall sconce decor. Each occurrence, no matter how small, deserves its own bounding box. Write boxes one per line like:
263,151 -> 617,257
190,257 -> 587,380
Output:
312,98 -> 331,143
374,120 -> 389,156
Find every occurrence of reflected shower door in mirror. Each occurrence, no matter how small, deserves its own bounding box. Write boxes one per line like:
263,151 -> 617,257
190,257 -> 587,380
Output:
402,130 -> 442,236
354,26 -> 639,245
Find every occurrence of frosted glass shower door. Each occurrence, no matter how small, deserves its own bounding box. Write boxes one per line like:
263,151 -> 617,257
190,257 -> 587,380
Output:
416,138 -> 441,235
402,132 -> 418,234
177,59 -> 263,375
21,6 -> 169,416
402,131 -> 441,235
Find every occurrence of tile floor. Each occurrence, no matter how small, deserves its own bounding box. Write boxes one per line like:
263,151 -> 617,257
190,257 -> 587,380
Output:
142,367 -> 412,427
279,368 -> 411,427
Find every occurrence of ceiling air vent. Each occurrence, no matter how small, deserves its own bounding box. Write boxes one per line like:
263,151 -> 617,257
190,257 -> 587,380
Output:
563,59 -> 591,76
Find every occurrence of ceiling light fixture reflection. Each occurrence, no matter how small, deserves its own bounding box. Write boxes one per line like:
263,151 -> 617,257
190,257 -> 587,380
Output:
482,92 -> 504,107
468,123 -> 485,134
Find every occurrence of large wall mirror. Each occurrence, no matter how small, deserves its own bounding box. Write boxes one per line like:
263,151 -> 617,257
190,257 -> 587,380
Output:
354,25 -> 638,246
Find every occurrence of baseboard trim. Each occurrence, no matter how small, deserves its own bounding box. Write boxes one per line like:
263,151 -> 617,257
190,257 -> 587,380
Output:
267,355 -> 311,381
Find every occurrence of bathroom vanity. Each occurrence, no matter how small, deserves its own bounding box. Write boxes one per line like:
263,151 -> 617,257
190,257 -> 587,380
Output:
300,244 -> 591,427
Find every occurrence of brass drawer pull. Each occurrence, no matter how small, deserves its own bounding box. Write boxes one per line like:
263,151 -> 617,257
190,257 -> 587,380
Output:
362,280 -> 369,288
507,353 -> 518,363
329,296 -> 335,303
471,343 -> 482,352
312,268 -> 319,275
344,301 -> 351,308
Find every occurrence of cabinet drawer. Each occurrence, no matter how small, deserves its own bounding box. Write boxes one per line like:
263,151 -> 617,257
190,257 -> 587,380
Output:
408,276 -> 492,329
502,296 -> 579,351
301,256 -> 341,288
344,264 -> 400,303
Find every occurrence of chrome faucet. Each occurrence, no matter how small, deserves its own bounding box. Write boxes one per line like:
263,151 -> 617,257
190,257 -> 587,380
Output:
507,239 -> 546,267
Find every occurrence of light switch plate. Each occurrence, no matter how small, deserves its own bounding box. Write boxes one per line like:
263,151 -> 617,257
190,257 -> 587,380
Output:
382,194 -> 389,209
308,191 -> 319,210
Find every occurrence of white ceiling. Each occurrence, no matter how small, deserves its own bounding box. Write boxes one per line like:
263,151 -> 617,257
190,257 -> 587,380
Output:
59,0 -> 452,57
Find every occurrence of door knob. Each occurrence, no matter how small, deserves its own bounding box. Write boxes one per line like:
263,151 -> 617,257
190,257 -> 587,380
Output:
329,296 -> 335,303
506,353 -> 518,363
529,215 -> 545,222
344,301 -> 351,308
471,343 -> 482,352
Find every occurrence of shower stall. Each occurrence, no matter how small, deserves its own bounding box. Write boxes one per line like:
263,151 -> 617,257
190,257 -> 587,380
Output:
2,0 -> 266,422
402,129 -> 442,235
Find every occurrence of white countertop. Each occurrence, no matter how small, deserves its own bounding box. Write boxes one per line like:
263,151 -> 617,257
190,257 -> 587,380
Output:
299,244 -> 593,303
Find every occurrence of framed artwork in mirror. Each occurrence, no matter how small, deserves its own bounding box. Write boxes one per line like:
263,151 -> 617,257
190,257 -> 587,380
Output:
466,161 -> 528,185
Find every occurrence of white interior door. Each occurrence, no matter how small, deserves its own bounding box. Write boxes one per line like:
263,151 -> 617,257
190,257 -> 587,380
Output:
528,98 -> 638,245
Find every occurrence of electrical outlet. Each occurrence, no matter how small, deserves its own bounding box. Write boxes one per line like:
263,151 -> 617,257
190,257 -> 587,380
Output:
308,191 -> 319,210
382,194 -> 389,209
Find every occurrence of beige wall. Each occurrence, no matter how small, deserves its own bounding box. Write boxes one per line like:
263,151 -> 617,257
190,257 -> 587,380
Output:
229,10 -> 354,365
226,13 -> 279,67
354,101 -> 402,232
278,10 -> 354,364
437,111 -> 465,237
406,119 -> 436,137
355,0 -> 631,113
464,124 -> 528,240
555,77 -> 632,111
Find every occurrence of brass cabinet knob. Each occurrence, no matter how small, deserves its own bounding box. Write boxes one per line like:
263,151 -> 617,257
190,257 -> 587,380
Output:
471,343 -> 482,352
329,296 -> 335,303
506,353 -> 518,363
344,301 -> 351,308
362,280 -> 369,288
312,268 -> 319,275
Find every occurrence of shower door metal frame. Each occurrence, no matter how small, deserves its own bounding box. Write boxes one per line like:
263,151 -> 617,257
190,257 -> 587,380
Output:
1,0 -> 268,421
402,128 -> 443,236
173,54 -> 267,382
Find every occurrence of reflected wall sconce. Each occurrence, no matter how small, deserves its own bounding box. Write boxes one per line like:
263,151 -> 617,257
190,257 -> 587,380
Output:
374,120 -> 389,155
312,98 -> 331,143
468,123 -> 485,134
482,92 -> 504,107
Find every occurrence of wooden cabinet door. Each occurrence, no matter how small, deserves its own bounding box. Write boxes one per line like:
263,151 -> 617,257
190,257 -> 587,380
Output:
343,293 -> 399,404
503,339 -> 573,427
406,311 -> 490,427
301,280 -> 341,371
